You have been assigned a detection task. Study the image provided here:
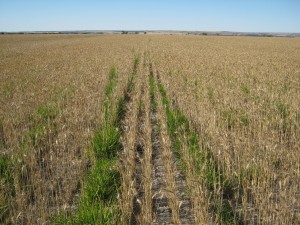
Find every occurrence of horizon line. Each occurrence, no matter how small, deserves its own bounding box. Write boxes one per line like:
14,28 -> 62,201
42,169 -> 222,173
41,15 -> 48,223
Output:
1,29 -> 300,34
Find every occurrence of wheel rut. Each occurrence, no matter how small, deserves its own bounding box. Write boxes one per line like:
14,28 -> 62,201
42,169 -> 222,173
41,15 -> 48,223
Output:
150,62 -> 195,225
151,105 -> 173,224
121,58 -> 195,225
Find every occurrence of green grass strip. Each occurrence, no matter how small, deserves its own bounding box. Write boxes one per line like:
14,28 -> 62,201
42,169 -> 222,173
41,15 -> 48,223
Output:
54,56 -> 140,224
53,65 -> 121,224
53,158 -> 120,225
156,79 -> 237,224
149,73 -> 157,110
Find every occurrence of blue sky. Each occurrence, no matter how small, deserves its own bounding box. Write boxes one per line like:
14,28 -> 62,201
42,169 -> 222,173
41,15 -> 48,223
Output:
0,0 -> 299,32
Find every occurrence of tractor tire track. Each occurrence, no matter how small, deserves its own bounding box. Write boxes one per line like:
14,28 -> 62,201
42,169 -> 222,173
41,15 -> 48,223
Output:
151,100 -> 174,224
151,62 -> 195,225
131,82 -> 146,224
121,58 -> 195,224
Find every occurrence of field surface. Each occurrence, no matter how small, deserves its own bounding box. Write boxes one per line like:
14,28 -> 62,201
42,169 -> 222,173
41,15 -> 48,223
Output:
0,34 -> 299,224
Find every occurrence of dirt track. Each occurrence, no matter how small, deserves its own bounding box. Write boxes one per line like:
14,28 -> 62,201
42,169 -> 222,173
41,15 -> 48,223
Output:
120,58 -> 195,224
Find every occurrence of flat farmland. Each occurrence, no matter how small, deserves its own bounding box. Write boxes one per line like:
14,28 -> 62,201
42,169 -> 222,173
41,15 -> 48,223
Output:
0,34 -> 299,224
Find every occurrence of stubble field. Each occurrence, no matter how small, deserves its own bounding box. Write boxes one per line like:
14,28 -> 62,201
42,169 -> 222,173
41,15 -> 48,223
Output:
0,34 -> 299,224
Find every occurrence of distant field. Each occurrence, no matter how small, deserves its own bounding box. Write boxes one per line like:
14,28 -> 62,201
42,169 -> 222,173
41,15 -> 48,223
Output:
0,34 -> 299,224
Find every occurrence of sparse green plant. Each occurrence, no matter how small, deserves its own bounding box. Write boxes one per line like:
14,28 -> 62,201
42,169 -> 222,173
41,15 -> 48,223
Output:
105,66 -> 117,97
0,156 -> 13,223
276,101 -> 290,119
240,113 -> 250,126
241,83 -> 250,95
223,110 -> 236,129
207,87 -> 214,101
37,105 -> 58,121
296,112 -> 300,124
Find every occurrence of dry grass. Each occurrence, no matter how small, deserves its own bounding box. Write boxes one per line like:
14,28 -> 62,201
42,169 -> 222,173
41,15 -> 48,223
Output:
0,34 -> 299,224
0,34 -> 136,224
151,35 -> 300,224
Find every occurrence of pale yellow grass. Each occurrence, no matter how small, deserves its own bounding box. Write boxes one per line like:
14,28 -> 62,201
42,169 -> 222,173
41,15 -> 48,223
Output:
1,34 -> 299,224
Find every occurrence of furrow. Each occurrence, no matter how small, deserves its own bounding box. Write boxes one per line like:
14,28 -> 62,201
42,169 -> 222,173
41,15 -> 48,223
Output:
131,79 -> 146,224
140,65 -> 153,224
149,64 -> 174,224
153,63 -> 195,225
119,59 -> 142,225
151,106 -> 173,224
124,58 -> 196,224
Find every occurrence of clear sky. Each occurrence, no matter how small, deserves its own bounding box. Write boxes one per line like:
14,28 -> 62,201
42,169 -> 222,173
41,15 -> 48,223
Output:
0,0 -> 299,32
